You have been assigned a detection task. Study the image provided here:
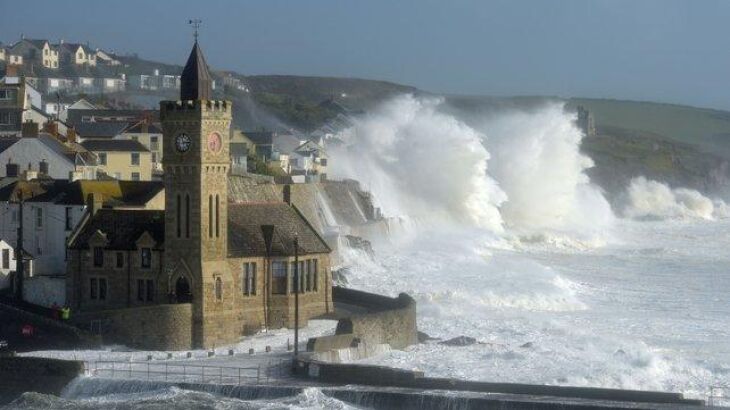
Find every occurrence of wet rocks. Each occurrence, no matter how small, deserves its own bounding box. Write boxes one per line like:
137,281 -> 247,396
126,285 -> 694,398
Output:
439,336 -> 477,346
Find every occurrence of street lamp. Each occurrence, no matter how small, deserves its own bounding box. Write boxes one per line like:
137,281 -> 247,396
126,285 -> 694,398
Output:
293,233 -> 300,359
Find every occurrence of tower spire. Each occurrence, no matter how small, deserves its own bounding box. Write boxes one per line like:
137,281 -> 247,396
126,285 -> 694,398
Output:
180,20 -> 212,101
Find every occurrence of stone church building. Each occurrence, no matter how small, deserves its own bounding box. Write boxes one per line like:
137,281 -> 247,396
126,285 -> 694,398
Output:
66,40 -> 333,349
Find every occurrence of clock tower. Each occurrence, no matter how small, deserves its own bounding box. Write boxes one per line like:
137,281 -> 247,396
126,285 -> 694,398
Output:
160,38 -> 232,348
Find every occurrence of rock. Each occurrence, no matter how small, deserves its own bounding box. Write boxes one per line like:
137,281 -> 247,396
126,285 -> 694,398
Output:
520,342 -> 534,348
417,331 -> 439,343
332,268 -> 350,286
345,235 -> 375,258
439,336 -> 477,346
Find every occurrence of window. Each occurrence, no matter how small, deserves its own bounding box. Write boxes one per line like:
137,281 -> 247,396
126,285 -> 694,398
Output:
272,261 -> 287,294
11,210 -> 17,223
313,259 -> 318,291
2,249 -> 8,269
0,112 -> 10,125
98,153 -> 107,165
90,277 -> 107,300
306,260 -> 313,292
99,278 -> 107,300
151,153 -> 157,163
243,262 -> 256,296
300,261 -> 306,293
141,248 -> 152,268
65,207 -> 73,231
146,279 -> 154,302
93,247 -> 103,267
215,277 -> 223,301
131,172 -> 140,181
215,195 -> 220,238
0,90 -> 8,99
131,152 -> 140,166
185,195 -> 190,238
208,195 -> 213,238
137,279 -> 145,301
150,136 -> 159,151
115,252 -> 123,268
35,208 -> 43,228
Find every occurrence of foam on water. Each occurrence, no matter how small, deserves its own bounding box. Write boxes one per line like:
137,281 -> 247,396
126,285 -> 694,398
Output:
327,95 -> 730,402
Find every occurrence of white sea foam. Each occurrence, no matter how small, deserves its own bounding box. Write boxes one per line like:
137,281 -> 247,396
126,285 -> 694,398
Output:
623,176 -> 729,220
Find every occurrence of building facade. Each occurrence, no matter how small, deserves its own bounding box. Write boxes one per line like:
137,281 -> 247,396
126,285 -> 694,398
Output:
66,40 -> 332,349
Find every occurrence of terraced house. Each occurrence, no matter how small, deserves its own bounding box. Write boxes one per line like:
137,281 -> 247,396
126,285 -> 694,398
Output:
66,39 -> 333,350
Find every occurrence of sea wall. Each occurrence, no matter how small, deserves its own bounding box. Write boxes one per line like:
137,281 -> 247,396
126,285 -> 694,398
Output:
333,287 -> 418,350
0,357 -> 84,404
73,303 -> 192,350
307,287 -> 417,358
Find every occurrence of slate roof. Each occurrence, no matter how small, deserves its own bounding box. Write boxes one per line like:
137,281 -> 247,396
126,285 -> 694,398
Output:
0,179 -> 163,206
227,203 -> 331,257
0,137 -> 19,154
122,120 -> 162,135
81,139 -> 150,152
243,131 -> 275,145
69,209 -> 165,250
66,109 -> 157,128
74,122 -> 129,139
180,41 -> 213,101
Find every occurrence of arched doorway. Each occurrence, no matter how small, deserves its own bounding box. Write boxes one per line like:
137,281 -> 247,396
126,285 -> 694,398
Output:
175,276 -> 192,303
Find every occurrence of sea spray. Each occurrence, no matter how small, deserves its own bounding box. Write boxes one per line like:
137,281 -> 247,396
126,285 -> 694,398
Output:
330,94 -> 506,234
477,104 -> 614,237
623,176 -> 730,220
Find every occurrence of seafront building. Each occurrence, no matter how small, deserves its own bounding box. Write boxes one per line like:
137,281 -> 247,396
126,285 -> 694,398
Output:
65,38 -> 333,349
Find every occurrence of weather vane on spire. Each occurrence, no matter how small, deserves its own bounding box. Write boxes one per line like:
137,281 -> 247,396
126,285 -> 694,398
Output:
189,19 -> 202,42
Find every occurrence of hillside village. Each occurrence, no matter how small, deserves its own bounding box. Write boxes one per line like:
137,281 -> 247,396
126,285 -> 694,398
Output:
0,34 -> 377,351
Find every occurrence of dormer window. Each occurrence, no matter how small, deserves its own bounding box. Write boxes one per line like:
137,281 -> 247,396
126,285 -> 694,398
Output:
141,248 -> 152,268
93,247 -> 103,267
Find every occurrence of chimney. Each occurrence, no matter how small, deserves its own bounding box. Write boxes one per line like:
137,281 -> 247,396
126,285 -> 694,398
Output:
6,160 -> 18,178
283,184 -> 292,205
22,170 -> 38,181
86,193 -> 103,216
44,120 -> 58,136
66,127 -> 77,144
5,65 -> 18,77
68,170 -> 82,182
21,121 -> 39,138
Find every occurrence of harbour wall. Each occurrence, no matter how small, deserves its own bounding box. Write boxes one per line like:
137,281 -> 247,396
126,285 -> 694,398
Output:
57,377 -> 708,410
0,357 -> 84,404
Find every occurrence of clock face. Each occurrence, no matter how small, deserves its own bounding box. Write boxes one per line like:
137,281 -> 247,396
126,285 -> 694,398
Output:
175,133 -> 191,153
207,132 -> 222,153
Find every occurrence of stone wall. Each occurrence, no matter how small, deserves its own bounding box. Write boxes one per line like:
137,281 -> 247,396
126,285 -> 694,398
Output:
333,287 -> 418,350
73,303 -> 192,350
23,276 -> 66,307
0,357 -> 84,404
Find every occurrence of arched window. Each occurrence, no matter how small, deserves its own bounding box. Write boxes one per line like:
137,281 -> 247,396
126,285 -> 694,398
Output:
185,194 -> 190,238
176,194 -> 181,238
208,195 -> 213,238
215,194 -> 220,238
214,277 -> 222,301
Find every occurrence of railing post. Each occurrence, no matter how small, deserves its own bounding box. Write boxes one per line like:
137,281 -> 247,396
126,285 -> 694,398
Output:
183,365 -> 186,382
128,362 -> 132,378
238,367 -> 241,385
165,362 -> 168,382
257,365 -> 261,383
147,362 -> 150,381
219,366 -> 222,384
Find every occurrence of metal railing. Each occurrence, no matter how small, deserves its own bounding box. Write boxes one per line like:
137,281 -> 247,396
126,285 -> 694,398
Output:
85,359 -> 290,385
708,386 -> 727,407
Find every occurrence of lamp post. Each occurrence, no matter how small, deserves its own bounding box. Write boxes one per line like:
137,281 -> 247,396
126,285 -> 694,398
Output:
293,234 -> 300,359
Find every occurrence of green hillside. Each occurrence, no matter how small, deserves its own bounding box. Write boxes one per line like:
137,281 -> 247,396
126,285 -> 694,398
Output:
566,98 -> 730,158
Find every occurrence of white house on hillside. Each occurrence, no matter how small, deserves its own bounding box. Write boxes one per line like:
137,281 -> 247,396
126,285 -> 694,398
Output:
0,130 -> 97,180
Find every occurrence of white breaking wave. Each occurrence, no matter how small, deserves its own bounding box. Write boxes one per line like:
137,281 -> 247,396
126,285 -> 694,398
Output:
478,104 -> 614,236
330,94 -> 506,233
623,177 -> 730,220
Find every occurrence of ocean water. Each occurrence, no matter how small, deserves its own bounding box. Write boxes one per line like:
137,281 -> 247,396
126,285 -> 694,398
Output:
328,95 -> 730,402
341,218 -> 730,401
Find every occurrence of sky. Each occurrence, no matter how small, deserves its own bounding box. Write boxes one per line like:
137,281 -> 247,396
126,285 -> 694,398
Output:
1,0 -> 728,110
